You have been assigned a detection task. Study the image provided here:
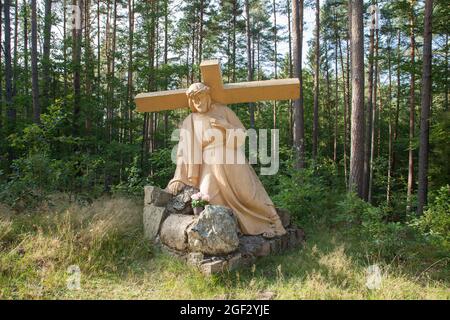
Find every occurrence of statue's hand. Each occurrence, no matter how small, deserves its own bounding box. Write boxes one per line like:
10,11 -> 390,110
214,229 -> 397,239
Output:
167,181 -> 185,195
210,117 -> 231,130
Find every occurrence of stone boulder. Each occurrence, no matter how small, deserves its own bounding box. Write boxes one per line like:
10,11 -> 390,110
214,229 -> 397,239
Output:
160,214 -> 196,251
143,204 -> 167,240
165,186 -> 199,215
187,205 -> 240,255
144,186 -> 172,207
239,235 -> 271,258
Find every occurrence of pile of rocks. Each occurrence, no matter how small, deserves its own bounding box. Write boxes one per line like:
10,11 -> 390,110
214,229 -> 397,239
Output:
143,185 -> 305,275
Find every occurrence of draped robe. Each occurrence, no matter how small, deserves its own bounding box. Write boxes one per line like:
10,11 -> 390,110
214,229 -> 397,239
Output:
167,103 -> 286,236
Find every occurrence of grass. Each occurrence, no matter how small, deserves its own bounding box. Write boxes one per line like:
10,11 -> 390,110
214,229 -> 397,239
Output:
0,195 -> 448,300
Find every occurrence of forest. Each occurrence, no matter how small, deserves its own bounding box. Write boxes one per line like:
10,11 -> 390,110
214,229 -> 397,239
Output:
0,0 -> 449,299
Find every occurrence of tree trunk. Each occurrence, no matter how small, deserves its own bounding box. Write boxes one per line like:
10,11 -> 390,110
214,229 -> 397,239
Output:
387,37 -> 393,206
349,0 -> 365,198
127,0 -> 135,144
4,0 -> 15,168
42,0 -> 52,111
97,0 -> 101,103
31,0 -> 40,124
338,31 -> 349,184
417,0 -> 434,214
22,0 -> 30,120
232,0 -> 237,82
72,0 -> 83,136
334,27 -> 339,164
407,7 -> 416,211
12,1 -> 17,99
292,0 -> 305,169
393,30 -> 401,175
245,0 -> 255,128
324,39 -> 332,159
363,17 -> 375,201
346,0 -> 352,181
84,0 -> 93,134
445,34 -> 448,111
312,0 -> 320,160
163,0 -> 169,146
273,0 -> 278,129
198,0 -> 204,79
287,0 -> 292,77
368,23 -> 379,203
64,0 -> 68,104
287,0 -> 293,141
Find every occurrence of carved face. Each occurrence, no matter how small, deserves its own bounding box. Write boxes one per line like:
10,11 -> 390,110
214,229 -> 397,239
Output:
190,91 -> 211,113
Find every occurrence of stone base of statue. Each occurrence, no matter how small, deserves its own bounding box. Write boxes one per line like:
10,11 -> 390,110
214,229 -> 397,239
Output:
143,185 -> 306,275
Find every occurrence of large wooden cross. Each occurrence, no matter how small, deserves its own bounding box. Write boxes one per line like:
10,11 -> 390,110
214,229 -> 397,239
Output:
135,60 -> 300,112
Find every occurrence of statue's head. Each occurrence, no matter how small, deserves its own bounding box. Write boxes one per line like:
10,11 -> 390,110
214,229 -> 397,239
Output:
186,83 -> 212,113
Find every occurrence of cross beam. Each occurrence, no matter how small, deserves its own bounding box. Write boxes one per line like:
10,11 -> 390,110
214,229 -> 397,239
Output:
135,60 -> 300,112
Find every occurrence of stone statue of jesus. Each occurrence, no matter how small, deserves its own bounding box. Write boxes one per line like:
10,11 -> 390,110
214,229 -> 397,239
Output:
166,83 -> 286,238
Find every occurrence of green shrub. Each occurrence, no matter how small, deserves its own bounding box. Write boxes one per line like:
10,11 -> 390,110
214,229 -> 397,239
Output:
334,193 -> 417,259
411,185 -> 450,250
273,163 -> 341,226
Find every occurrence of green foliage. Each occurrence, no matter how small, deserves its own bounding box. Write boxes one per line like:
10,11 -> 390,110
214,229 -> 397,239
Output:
272,158 -> 448,260
335,193 -> 416,259
113,156 -> 150,196
429,112 -> 450,190
113,148 -> 175,196
273,158 -> 342,226
411,185 -> 450,250
147,148 -> 176,188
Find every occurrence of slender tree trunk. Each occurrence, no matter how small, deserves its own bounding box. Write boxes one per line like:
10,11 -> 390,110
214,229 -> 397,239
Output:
368,23 -> 379,203
12,1 -> 17,99
312,0 -> 320,160
4,0 -> 15,167
97,0 -> 101,103
387,37 -> 393,206
163,0 -> 169,146
349,0 -> 365,198
245,0 -> 255,128
190,10 -> 195,84
63,0 -> 68,104
287,0 -> 293,141
127,0 -> 135,144
323,39 -> 332,158
417,0 -> 434,214
345,36 -> 351,178
407,6 -> 416,211
339,32 -> 349,185
393,30 -> 401,174
363,21 -> 375,201
142,0 -> 156,172
334,29 -> 339,164
292,0 -> 305,169
85,0 -> 93,134
232,0 -> 237,82
72,0 -> 83,136
287,0 -> 292,77
273,0 -> 278,129
42,0 -> 52,111
20,0 -> 29,120
31,0 -> 40,124
111,0 -> 117,140
445,34 -> 448,111
198,0 -> 204,78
